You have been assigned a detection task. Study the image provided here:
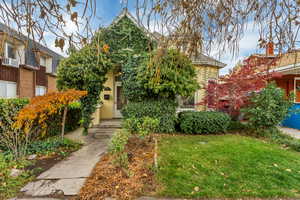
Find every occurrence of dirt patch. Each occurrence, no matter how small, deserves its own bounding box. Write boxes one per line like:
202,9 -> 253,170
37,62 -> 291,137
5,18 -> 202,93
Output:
26,154 -> 66,177
76,137 -> 156,200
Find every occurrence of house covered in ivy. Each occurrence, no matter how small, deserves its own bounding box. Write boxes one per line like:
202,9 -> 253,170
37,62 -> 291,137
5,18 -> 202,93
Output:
93,9 -> 226,121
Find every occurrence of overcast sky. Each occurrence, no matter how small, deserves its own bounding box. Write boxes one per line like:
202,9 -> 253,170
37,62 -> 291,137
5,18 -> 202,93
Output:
45,0 -> 266,75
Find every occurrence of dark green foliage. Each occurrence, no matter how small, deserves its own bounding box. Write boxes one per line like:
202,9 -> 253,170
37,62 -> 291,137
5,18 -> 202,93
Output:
26,137 -> 81,156
94,16 -> 155,58
228,120 -> 248,131
95,16 -> 156,101
46,102 -> 82,137
121,52 -> 153,101
178,111 -> 231,134
122,99 -> 177,133
57,45 -> 111,135
137,49 -> 199,99
243,83 -> 293,129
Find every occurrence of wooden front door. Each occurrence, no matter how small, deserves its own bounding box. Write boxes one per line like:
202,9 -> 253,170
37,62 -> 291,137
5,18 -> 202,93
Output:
114,82 -> 125,118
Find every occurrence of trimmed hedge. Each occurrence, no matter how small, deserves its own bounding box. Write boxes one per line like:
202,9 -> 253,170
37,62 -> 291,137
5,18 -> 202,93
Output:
121,99 -> 177,133
178,111 -> 231,134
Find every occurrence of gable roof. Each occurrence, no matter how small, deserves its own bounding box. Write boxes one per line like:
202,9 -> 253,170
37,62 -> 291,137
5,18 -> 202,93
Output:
191,54 -> 226,68
110,9 -> 225,68
109,8 -> 158,41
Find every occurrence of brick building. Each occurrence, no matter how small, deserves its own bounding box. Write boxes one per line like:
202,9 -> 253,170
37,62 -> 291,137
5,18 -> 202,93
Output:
0,23 -> 62,99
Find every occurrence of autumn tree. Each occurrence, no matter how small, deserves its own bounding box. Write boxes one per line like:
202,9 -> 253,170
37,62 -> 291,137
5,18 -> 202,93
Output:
14,89 -> 87,139
201,56 -> 281,118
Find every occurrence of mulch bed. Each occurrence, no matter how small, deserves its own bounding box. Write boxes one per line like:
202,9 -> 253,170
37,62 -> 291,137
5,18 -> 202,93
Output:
76,136 -> 156,200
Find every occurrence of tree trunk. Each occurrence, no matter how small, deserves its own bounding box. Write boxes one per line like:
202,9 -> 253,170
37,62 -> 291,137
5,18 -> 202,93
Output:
61,106 -> 68,140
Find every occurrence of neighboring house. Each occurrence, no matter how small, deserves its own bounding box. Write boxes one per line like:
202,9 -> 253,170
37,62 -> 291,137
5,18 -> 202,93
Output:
94,9 -> 225,122
0,23 -> 62,99
238,42 -> 300,129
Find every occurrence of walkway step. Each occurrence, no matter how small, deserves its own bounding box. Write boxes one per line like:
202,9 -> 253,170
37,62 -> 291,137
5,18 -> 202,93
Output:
17,120 -> 120,199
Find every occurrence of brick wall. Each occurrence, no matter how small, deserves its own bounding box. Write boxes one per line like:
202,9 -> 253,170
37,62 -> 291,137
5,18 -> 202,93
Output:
19,68 -> 35,98
47,75 -> 57,92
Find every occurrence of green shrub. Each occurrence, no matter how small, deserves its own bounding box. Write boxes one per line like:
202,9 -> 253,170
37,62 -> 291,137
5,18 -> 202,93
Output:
112,152 -> 129,169
123,117 -> 140,134
46,102 -> 82,137
137,48 -> 199,98
26,137 -> 81,156
108,129 -> 131,168
0,98 -> 30,155
0,98 -> 29,134
228,120 -> 248,131
137,117 -> 159,138
108,129 -> 130,154
242,83 -> 293,129
122,99 -> 177,133
178,111 -> 231,134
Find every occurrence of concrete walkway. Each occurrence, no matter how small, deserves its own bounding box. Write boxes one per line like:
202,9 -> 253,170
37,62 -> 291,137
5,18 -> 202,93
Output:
279,126 -> 300,139
15,120 -> 121,200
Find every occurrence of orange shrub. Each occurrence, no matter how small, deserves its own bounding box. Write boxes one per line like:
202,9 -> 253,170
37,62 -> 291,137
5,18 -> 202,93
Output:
14,89 -> 87,136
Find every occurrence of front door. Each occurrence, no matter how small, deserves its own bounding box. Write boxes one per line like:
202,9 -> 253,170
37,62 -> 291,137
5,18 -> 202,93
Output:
114,82 -> 124,118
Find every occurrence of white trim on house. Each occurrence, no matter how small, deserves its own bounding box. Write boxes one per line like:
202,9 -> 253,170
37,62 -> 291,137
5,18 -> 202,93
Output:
272,63 -> 300,74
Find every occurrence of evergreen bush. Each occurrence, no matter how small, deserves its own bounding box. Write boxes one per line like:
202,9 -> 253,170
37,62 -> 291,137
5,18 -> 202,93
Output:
178,111 -> 231,134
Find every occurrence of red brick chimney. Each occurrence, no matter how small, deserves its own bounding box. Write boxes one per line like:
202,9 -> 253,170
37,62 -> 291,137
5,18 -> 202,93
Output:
266,42 -> 274,56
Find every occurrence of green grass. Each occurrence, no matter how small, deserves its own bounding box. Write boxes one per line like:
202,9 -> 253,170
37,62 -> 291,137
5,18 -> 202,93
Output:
156,134 -> 300,198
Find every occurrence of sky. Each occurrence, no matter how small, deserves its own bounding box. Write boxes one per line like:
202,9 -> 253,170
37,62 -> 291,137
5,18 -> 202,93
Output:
45,0 -> 265,75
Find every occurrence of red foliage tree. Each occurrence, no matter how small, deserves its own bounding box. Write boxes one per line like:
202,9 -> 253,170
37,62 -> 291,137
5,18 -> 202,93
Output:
200,55 -> 281,118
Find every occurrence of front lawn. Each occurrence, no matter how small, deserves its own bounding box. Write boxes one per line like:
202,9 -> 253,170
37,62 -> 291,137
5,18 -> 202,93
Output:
156,134 -> 300,198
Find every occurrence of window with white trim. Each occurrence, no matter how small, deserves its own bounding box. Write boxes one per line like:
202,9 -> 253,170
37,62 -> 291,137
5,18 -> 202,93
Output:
178,94 -> 195,109
40,55 -> 47,66
5,42 -> 16,59
35,86 -> 46,96
0,80 -> 17,98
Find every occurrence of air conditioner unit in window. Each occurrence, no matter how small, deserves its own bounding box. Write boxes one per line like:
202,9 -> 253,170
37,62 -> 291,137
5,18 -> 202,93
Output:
2,57 -> 19,68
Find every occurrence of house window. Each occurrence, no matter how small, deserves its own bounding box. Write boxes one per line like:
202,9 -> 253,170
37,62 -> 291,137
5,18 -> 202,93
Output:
40,56 -> 47,66
0,80 -> 17,98
5,42 -> 16,59
35,86 -> 46,96
178,95 -> 195,109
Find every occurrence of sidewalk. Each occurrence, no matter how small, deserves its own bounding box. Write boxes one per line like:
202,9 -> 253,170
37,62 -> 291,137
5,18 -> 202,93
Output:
279,126 -> 300,139
15,120 -> 121,199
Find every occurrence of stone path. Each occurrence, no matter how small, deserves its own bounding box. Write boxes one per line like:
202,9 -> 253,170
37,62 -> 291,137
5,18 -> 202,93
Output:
14,120 -> 121,200
279,126 -> 300,139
